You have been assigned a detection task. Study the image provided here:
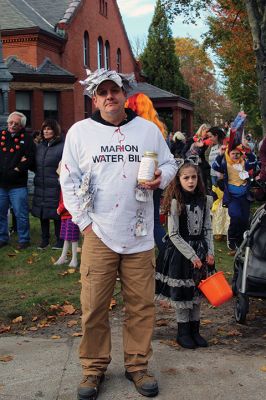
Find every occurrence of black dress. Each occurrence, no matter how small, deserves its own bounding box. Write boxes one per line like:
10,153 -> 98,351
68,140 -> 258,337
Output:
155,192 -> 215,309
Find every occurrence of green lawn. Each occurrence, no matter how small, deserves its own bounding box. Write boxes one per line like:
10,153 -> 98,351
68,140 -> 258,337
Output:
0,217 -> 234,325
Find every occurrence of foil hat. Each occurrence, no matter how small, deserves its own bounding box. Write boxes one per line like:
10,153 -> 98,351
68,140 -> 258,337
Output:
80,68 -> 136,98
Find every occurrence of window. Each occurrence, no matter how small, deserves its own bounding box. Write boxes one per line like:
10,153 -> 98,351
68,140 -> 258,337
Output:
104,41 -> 110,69
84,96 -> 92,119
97,37 -> 103,68
99,0 -> 107,16
44,92 -> 58,120
116,48 -> 121,72
16,91 -> 31,127
83,31 -> 90,67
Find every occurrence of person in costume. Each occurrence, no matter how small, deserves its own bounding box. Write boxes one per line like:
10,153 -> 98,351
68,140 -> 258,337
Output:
0,111 -> 35,249
54,162 -> 79,268
125,92 -> 167,252
60,68 -> 177,399
212,142 -> 256,253
207,127 -> 230,241
156,156 -> 215,349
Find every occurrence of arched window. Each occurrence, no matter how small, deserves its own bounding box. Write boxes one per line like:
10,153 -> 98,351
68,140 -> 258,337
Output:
97,36 -> 103,68
116,48 -> 121,72
83,31 -> 90,67
104,41 -> 110,69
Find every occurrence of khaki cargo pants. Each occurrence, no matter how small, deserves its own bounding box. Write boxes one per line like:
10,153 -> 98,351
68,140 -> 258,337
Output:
79,230 -> 155,376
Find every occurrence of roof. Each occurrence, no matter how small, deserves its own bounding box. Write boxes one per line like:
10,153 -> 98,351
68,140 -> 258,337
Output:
129,82 -> 193,103
6,56 -> 76,82
0,0 -> 78,37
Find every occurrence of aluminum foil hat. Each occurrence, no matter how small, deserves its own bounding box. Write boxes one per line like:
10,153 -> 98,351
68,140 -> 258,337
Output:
80,68 -> 136,98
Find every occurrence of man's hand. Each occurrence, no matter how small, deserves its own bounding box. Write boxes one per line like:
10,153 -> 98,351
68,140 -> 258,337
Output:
82,224 -> 92,235
142,169 -> 162,190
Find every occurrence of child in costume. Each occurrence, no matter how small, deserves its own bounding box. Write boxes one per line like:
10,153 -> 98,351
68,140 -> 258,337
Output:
54,163 -> 80,268
212,142 -> 256,253
156,157 -> 215,349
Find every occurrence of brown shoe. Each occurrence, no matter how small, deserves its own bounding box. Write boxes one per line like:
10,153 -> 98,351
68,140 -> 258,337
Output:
125,370 -> 158,397
77,374 -> 104,400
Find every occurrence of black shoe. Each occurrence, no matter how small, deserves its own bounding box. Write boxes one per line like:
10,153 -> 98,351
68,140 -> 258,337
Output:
38,241 -> 49,250
190,320 -> 208,347
0,241 -> 8,249
176,322 -> 196,349
125,370 -> 159,397
52,240 -> 64,250
77,374 -> 104,400
17,242 -> 30,250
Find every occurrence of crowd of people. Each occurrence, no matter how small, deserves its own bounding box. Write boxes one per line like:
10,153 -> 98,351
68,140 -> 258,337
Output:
1,67 -> 266,400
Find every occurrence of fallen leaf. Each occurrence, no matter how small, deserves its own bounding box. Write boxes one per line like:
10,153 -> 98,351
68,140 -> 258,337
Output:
32,316 -> 38,322
27,258 -> 33,264
227,329 -> 242,337
14,249 -> 19,254
7,253 -> 17,257
12,316 -> 23,324
28,326 -> 38,331
159,339 -> 180,349
47,315 -> 56,320
58,271 -> 68,276
201,319 -> 212,325
109,298 -> 117,310
20,295 -> 26,299
51,335 -> 61,339
67,268 -> 76,274
156,319 -> 169,327
72,332 -> 83,337
0,355 -> 13,362
260,366 -> 266,372
37,323 -> 50,328
209,338 -> 220,345
67,319 -> 78,328
0,325 -> 11,334
62,304 -> 76,315
50,256 -> 56,263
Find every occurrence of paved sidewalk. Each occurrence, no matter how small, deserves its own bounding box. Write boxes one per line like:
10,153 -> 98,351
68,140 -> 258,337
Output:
0,326 -> 265,400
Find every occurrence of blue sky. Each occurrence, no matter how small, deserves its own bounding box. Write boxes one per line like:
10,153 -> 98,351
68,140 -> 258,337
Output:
116,0 -> 208,43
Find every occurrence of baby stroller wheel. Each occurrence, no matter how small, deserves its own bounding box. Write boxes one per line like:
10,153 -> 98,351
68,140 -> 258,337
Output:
234,293 -> 249,324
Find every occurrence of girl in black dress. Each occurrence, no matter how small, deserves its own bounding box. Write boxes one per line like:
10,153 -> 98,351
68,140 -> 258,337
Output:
156,157 -> 215,349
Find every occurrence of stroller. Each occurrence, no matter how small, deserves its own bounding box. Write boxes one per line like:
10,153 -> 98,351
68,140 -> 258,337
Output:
232,202 -> 266,323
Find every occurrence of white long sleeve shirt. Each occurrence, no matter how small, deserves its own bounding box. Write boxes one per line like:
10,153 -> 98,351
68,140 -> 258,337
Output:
60,114 -> 177,254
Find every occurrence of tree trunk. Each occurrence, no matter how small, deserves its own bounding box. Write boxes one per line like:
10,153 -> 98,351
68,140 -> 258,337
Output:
245,0 -> 266,136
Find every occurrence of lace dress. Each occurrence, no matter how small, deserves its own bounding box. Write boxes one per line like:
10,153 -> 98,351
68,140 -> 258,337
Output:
155,193 -> 215,309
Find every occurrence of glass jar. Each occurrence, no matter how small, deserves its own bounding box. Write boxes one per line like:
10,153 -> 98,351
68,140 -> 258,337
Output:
137,151 -> 158,184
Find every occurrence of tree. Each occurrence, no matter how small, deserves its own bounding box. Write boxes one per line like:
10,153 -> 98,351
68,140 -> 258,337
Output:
175,37 -> 234,125
162,0 -> 266,136
140,0 -> 189,97
203,1 -> 260,133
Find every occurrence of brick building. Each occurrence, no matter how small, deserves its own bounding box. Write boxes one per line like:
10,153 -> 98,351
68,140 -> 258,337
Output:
0,0 -> 193,133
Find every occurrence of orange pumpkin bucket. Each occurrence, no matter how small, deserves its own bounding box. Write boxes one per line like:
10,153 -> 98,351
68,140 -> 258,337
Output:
198,271 -> 233,307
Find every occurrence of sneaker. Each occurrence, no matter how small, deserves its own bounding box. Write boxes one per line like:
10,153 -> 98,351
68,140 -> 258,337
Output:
17,242 -> 30,250
0,241 -> 8,249
125,370 -> 159,397
77,374 -> 104,400
38,241 -> 49,250
52,240 -> 64,250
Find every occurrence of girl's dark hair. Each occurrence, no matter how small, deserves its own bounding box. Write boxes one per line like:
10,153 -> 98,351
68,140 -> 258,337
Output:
163,163 -> 206,215
41,119 -> 61,139
207,126 -> 226,145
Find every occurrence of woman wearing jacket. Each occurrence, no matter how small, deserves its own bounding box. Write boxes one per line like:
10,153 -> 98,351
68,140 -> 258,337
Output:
32,119 -> 64,249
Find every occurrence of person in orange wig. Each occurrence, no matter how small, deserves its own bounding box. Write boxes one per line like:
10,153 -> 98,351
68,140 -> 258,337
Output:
125,93 -> 167,252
